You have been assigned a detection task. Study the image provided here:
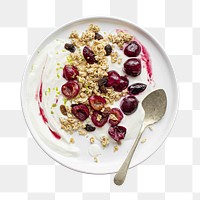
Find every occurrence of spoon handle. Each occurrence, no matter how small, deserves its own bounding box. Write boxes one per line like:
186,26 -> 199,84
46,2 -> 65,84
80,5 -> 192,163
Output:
114,124 -> 146,185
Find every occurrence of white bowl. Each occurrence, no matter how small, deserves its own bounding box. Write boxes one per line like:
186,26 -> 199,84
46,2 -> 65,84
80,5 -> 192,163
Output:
21,16 -> 178,174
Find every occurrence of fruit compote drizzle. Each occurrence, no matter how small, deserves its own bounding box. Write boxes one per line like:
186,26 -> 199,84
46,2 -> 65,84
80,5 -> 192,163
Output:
134,39 -> 153,83
48,127 -> 61,139
36,56 -> 61,139
37,82 -> 48,124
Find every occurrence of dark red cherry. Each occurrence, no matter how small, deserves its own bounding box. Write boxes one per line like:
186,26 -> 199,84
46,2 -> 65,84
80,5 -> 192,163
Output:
71,104 -> 89,121
89,95 -> 106,111
113,76 -> 129,92
83,46 -> 96,64
109,108 -> 123,126
123,58 -> 141,77
91,111 -> 109,127
63,65 -> 79,80
106,70 -> 121,87
124,41 -> 141,57
128,83 -> 147,95
61,81 -> 80,99
120,95 -> 138,115
108,126 -> 126,142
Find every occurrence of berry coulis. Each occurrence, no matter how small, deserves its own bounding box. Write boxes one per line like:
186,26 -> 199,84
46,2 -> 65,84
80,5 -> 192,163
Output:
37,81 -> 61,140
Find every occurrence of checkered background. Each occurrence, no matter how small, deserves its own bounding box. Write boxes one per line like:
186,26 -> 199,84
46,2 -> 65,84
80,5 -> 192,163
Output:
0,0 -> 199,199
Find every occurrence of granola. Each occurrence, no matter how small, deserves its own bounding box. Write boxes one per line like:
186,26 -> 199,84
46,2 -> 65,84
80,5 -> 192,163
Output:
90,137 -> 95,144
60,24 -> 129,134
108,31 -> 133,49
100,136 -> 110,148
36,23 -> 153,160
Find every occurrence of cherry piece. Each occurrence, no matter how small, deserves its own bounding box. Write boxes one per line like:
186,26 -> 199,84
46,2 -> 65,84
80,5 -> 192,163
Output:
61,80 -> 80,99
89,95 -> 106,111
83,46 -> 96,64
91,111 -> 109,127
113,76 -> 129,92
109,108 -> 123,126
108,125 -> 126,142
71,104 -> 89,121
124,41 -> 141,57
63,65 -> 79,80
123,58 -> 141,77
106,70 -> 121,87
120,95 -> 138,115
128,83 -> 147,95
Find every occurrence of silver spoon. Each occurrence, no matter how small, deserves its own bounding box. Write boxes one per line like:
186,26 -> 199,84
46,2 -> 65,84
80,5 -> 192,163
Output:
114,89 -> 167,185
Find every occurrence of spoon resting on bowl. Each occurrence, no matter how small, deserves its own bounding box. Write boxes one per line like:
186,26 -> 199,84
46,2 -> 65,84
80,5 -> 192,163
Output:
114,89 -> 167,185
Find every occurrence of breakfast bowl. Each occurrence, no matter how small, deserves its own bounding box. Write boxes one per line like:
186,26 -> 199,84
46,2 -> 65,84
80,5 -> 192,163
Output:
21,16 -> 178,174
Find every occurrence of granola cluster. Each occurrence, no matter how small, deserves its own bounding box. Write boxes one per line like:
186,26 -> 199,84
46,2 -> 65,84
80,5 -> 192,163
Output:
100,136 -> 110,148
69,24 -> 100,47
60,105 -> 85,133
108,31 -> 133,49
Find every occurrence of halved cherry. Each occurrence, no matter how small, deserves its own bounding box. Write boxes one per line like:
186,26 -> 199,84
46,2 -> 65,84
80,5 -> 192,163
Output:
71,104 -> 89,121
63,65 -> 79,80
91,111 -> 109,127
109,108 -> 123,126
83,46 -> 96,64
108,125 -> 126,142
61,80 -> 80,99
89,95 -> 106,111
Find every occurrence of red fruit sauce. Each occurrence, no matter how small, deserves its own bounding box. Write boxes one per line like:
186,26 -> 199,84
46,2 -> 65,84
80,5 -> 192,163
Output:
36,81 -> 61,140
134,39 -> 153,83
141,44 -> 152,82
39,106 -> 48,124
39,82 -> 43,102
48,127 -> 61,139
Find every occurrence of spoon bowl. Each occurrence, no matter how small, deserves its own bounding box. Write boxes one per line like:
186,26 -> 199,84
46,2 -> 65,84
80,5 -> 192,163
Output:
142,89 -> 167,125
